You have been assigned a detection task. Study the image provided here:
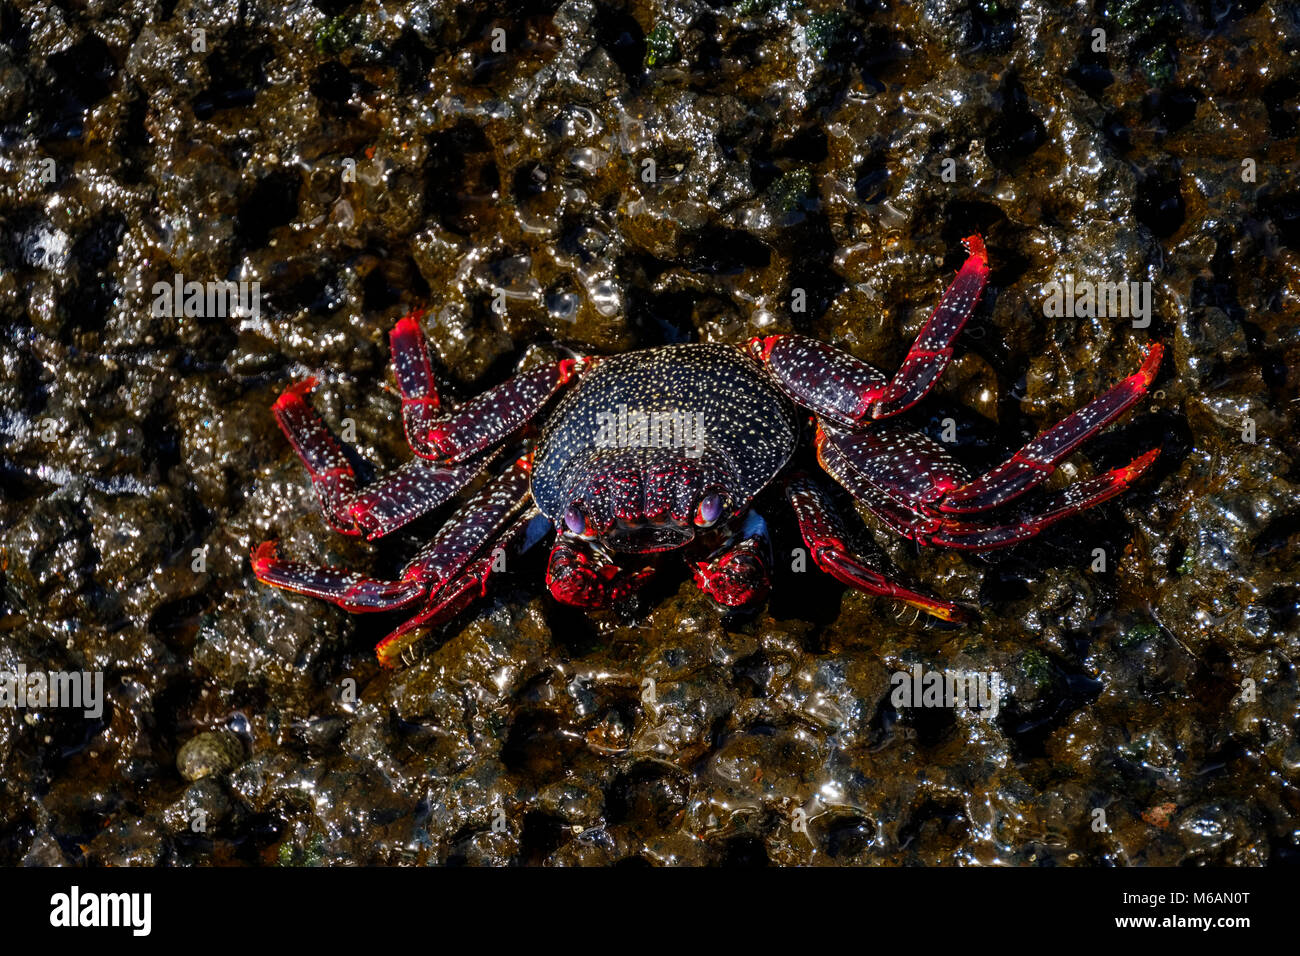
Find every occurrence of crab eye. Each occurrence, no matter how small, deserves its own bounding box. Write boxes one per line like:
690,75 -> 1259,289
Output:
694,493 -> 724,528
563,504 -> 594,538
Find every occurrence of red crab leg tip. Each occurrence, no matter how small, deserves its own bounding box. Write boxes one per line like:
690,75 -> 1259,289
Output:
1122,447 -> 1161,480
391,315 -> 420,340
927,447 -> 1163,551
1139,342 -> 1164,383
930,602 -> 974,624
935,339 -> 1165,515
883,582 -> 972,623
961,233 -> 988,266
375,633 -> 409,669
786,476 -> 966,624
274,377 -> 318,409
250,540 -> 280,574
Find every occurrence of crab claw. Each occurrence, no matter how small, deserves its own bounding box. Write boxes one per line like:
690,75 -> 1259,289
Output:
692,539 -> 770,610
546,537 -> 653,608
691,511 -> 772,610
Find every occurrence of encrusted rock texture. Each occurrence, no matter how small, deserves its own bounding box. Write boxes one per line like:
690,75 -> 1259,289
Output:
0,0 -> 1297,865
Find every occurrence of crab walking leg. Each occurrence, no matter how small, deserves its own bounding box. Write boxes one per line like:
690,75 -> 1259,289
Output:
389,310 -> 443,455
375,508 -> 539,668
395,456 -> 533,584
272,377 -> 490,539
749,334 -> 889,429
925,449 -> 1161,550
785,474 -> 969,623
815,431 -> 959,539
251,541 -> 425,611
252,457 -> 533,654
869,234 -> 990,419
938,344 -> 1164,513
817,426 -> 1161,551
691,510 -> 773,609
750,235 -> 988,427
272,377 -> 361,533
347,455 -> 493,540
408,359 -> 586,464
391,309 -> 588,464
818,421 -> 973,508
545,537 -> 655,609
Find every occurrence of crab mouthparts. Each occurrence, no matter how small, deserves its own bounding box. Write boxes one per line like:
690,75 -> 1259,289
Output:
604,521 -> 695,554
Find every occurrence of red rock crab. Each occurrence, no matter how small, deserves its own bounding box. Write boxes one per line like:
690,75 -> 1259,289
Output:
253,236 -> 1163,666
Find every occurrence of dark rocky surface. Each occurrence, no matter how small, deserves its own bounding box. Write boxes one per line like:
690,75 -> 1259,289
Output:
0,0 -> 1297,865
